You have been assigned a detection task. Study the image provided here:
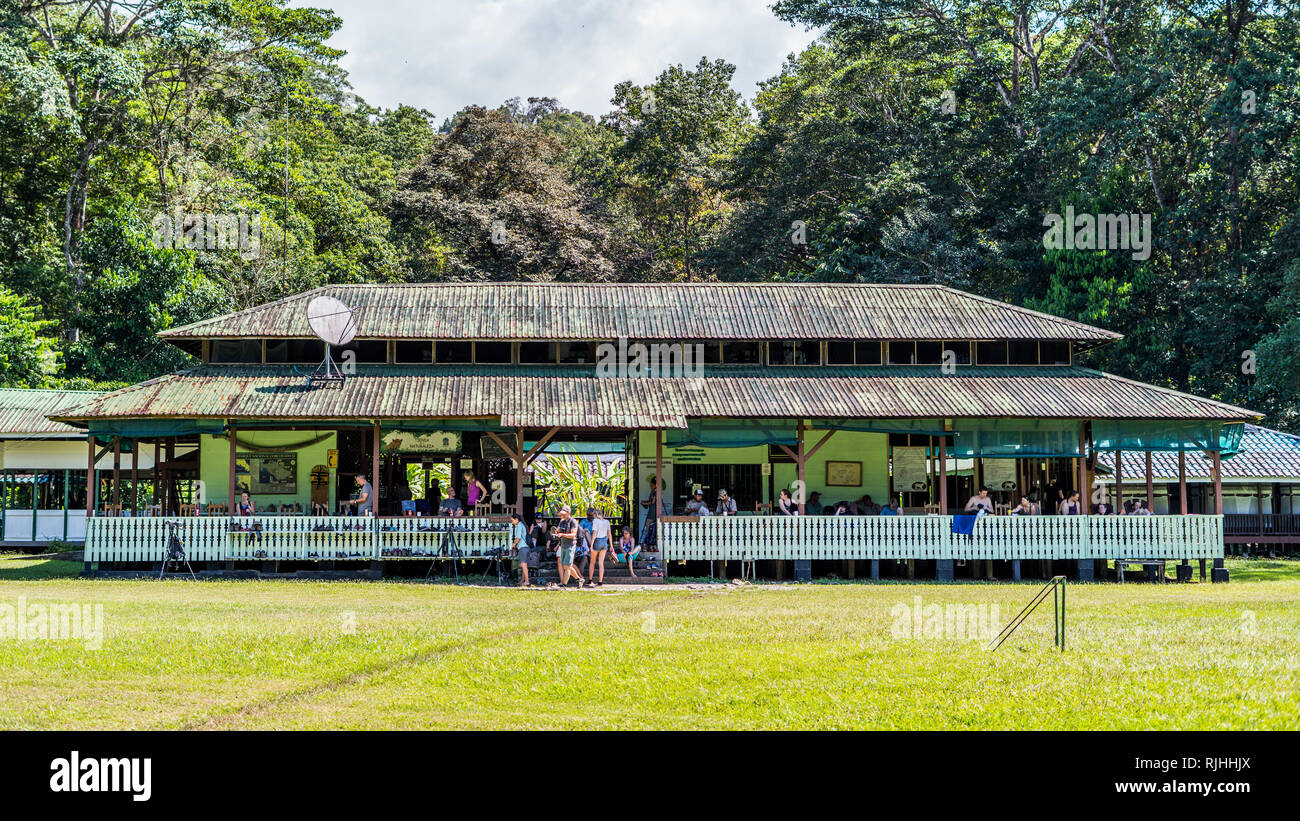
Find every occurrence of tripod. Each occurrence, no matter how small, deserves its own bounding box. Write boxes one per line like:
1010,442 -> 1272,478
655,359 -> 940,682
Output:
160,521 -> 197,580
425,520 -> 460,581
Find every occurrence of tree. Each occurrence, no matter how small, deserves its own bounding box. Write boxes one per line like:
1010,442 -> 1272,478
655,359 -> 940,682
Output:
0,283 -> 56,386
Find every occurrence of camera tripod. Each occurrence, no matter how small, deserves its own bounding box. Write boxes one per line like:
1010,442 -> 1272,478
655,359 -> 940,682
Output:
160,520 -> 197,580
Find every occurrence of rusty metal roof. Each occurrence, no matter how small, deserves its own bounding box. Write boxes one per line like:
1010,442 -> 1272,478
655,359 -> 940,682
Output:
1097,425 -> 1300,482
49,365 -> 1256,429
158,283 -> 1123,342
0,388 -> 105,436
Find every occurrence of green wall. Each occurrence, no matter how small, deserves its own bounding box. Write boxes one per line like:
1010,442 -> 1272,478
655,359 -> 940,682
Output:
199,431 -> 338,510
635,428 -> 890,507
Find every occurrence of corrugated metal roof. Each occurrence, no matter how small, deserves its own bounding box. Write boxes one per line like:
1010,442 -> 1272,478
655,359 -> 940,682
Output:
1097,425 -> 1300,482
158,283 -> 1123,342
49,365 -> 1256,428
0,388 -> 105,436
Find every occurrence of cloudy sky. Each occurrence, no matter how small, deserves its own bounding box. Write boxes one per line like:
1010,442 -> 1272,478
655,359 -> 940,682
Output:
304,0 -> 819,119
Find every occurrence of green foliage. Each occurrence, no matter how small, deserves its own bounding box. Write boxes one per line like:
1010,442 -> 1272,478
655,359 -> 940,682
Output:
0,283 -> 56,386
531,455 -> 628,517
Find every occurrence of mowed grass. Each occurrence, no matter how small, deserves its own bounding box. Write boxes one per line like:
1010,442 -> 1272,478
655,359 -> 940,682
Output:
0,558 -> 1297,730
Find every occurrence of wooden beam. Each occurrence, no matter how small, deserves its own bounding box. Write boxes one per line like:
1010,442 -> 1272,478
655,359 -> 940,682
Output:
1078,423 -> 1088,514
804,429 -> 836,460
1145,451 -> 1155,511
372,421 -> 381,516
153,439 -> 161,511
1115,448 -> 1123,511
522,427 -> 560,466
796,420 -> 806,515
112,437 -> 121,511
655,428 -> 663,519
228,421 -> 238,512
1178,450 -> 1188,515
516,428 -> 525,515
1211,450 -> 1223,515
938,435 -> 948,515
130,437 -> 139,515
85,436 -> 95,516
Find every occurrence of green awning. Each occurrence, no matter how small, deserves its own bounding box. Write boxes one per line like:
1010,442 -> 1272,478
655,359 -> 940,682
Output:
88,419 -> 226,438
666,419 -> 799,448
1090,420 -> 1245,455
951,419 -> 1083,458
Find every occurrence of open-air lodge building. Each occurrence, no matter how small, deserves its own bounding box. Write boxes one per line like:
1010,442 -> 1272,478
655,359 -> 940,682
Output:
45,282 -> 1258,581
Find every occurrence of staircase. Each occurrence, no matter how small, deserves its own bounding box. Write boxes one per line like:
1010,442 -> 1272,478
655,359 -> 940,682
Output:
525,550 -> 666,586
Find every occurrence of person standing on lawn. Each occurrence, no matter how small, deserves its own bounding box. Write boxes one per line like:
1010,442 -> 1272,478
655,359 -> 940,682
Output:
552,506 -> 585,588
587,507 -> 611,587
510,511 -> 531,587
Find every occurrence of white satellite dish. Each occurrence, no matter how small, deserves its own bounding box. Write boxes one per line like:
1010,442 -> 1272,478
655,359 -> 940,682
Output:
306,295 -> 358,346
302,295 -> 357,388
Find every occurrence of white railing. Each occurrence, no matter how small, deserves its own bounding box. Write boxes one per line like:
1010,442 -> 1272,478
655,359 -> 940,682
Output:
83,515 -> 510,563
659,514 -> 1223,561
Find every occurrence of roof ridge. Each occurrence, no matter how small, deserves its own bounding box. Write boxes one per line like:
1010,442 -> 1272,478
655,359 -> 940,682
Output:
935,286 -> 1123,340
159,285 -> 326,336
1084,368 -> 1260,419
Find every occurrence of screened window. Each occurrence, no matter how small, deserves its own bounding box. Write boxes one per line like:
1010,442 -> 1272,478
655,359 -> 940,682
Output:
827,340 -> 855,365
519,341 -> 552,363
887,340 -> 916,365
210,340 -> 262,364
721,341 -> 761,364
854,341 -> 882,365
475,342 -> 512,363
768,340 -> 820,365
435,341 -> 473,363
332,340 -> 388,364
555,341 -> 598,364
915,341 -> 944,365
394,341 -> 433,364
976,340 -> 1008,365
265,339 -> 324,364
943,341 -> 972,365
1009,339 -> 1039,365
1040,340 -> 1071,365
683,340 -> 722,365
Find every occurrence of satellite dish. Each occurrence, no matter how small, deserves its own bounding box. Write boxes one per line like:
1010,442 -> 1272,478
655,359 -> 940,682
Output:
306,295 -> 358,346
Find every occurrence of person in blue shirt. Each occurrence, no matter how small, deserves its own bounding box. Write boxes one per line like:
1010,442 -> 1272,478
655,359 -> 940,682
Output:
880,499 -> 901,516
509,511 -> 531,586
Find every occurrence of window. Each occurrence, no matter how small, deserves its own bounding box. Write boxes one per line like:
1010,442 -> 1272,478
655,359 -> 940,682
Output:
767,339 -> 820,365
887,340 -> 916,365
943,341 -> 972,365
394,341 -> 433,364
1009,339 -> 1039,365
519,341 -> 552,364
475,341 -> 512,363
721,340 -> 761,364
1040,340 -> 1070,365
683,340 -> 722,365
555,341 -> 598,364
435,341 -> 472,363
332,340 -> 388,364
210,340 -> 262,364
915,341 -> 944,365
827,340 -> 855,365
266,339 -> 324,364
976,340 -> 1008,365
854,341 -> 882,365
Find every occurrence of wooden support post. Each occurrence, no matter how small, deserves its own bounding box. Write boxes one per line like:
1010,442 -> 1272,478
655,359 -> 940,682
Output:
372,422 -> 381,516
85,436 -> 95,516
1145,451 -> 1155,512
1115,448 -> 1123,511
796,420 -> 806,515
1178,450 -> 1188,515
655,429 -> 663,519
228,421 -> 238,512
165,437 -> 176,514
938,435 -> 948,514
516,428 -> 526,515
1078,424 -> 1088,513
1211,450 -> 1223,515
153,440 -> 161,512
130,437 -> 139,515
112,437 -> 121,511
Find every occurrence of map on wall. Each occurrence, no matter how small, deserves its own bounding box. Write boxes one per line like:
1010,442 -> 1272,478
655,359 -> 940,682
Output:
893,447 -> 929,492
235,453 -> 297,495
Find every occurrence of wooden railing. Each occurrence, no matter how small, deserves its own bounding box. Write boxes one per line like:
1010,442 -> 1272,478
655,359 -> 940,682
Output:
84,515 -> 511,563
1223,512 -> 1300,537
659,514 -> 1223,561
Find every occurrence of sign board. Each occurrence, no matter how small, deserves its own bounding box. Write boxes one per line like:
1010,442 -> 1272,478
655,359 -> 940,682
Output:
381,430 -> 461,454
893,446 -> 929,492
982,458 -> 1018,492
326,449 -> 338,468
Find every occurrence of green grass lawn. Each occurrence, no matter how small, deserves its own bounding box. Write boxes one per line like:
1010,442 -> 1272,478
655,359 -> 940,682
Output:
1,557 -> 1297,730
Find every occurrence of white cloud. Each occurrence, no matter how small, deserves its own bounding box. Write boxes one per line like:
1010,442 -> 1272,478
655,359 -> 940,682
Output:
301,0 -> 818,119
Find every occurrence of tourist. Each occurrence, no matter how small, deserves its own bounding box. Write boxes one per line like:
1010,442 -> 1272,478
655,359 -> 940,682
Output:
615,526 -> 640,578
587,507 -> 611,587
964,486 -> 994,514
684,488 -> 708,516
437,496 -> 464,516
1059,491 -> 1082,515
1133,499 -> 1154,515
640,476 -> 662,546
529,517 -> 550,561
880,499 -> 901,516
805,491 -> 823,515
778,488 -> 797,515
463,470 -> 488,509
832,501 -> 851,515
552,506 -> 585,588
1010,495 -> 1033,515
236,490 -> 256,516
715,488 -> 738,516
509,511 -> 531,586
858,495 -> 881,515
342,473 -> 374,516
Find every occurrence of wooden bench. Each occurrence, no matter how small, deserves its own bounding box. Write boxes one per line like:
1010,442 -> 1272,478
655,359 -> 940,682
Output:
1115,558 -> 1168,583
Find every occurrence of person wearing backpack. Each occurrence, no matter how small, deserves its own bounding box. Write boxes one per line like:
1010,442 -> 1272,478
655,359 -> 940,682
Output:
509,511 -> 531,586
